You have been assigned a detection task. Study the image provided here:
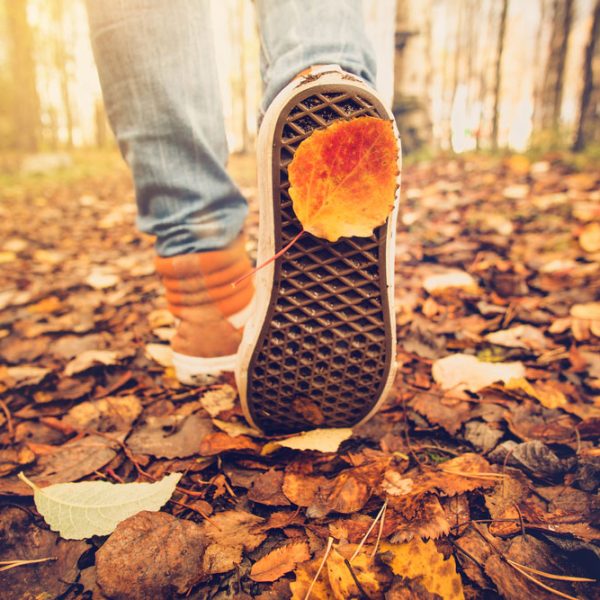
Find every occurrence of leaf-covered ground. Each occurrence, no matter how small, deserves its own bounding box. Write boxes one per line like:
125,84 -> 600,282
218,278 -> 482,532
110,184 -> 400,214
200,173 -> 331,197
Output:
0,152 -> 599,599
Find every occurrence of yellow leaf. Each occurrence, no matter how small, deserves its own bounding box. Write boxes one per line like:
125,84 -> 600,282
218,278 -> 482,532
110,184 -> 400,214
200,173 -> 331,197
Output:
326,549 -> 380,600
380,538 -> 465,600
506,377 -> 567,409
290,557 -> 333,600
288,117 -> 398,242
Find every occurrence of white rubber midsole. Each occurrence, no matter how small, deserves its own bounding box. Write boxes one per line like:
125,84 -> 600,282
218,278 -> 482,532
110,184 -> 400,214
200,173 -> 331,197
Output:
235,65 -> 402,431
173,351 -> 237,384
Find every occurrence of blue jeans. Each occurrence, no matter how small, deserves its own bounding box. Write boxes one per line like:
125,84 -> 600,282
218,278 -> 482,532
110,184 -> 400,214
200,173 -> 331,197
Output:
86,0 -> 376,257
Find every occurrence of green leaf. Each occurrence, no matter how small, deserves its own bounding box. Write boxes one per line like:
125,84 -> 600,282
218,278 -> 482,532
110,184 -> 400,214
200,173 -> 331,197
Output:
18,472 -> 181,540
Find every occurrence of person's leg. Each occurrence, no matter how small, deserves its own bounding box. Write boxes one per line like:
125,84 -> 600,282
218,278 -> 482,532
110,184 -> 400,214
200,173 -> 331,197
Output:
86,0 -> 254,383
86,0 -> 247,257
255,0 -> 377,114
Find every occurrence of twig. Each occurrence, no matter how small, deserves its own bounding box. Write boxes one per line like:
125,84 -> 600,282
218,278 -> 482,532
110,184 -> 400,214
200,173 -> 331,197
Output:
506,559 -> 595,583
350,499 -> 387,563
305,536 -> 334,600
513,502 -> 526,537
0,557 -> 56,572
344,558 -> 371,599
507,559 -> 579,600
371,499 -> 387,558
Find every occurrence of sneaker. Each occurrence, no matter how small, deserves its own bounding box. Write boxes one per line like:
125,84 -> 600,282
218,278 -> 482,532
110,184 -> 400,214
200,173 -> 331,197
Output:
236,65 -> 401,434
155,234 -> 254,385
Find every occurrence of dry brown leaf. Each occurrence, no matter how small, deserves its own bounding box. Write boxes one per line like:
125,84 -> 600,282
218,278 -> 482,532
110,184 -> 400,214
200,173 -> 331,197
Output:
64,350 -> 119,376
199,431 -> 261,456
250,541 -> 310,582
96,511 -> 207,600
127,413 -> 213,459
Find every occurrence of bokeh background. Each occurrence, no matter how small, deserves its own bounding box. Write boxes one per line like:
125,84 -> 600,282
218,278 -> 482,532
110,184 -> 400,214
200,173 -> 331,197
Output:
1,0 -> 598,164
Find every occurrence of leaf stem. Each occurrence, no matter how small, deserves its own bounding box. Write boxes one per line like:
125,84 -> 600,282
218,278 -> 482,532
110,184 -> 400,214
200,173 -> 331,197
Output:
233,229 -> 305,287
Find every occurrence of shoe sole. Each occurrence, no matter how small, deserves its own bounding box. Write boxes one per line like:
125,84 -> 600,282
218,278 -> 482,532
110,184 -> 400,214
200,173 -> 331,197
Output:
236,68 -> 401,435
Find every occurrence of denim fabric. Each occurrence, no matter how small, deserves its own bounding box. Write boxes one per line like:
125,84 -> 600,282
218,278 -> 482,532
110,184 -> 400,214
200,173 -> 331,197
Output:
86,0 -> 376,257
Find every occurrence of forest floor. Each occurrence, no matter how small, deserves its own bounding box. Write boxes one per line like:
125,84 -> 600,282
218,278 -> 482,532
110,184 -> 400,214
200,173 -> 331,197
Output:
0,150 -> 599,599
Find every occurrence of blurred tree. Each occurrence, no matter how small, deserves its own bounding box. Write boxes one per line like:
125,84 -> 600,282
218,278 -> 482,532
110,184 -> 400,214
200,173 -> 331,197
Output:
50,0 -> 74,149
573,0 -> 600,151
536,0 -> 574,135
392,0 -> 433,153
6,0 -> 41,151
491,0 -> 509,150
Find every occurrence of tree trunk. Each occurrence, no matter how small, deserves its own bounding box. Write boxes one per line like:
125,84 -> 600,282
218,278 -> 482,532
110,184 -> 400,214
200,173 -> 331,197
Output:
392,0 -> 433,153
6,0 -> 41,152
536,0 -> 574,134
491,0 -> 509,151
573,0 -> 600,151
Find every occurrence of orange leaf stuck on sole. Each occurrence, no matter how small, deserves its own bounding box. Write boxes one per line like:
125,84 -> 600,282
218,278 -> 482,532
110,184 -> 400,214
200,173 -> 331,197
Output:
288,116 -> 399,242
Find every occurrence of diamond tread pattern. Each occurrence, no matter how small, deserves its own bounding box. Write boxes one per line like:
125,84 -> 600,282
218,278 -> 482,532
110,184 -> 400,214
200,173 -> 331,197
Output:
247,88 -> 393,434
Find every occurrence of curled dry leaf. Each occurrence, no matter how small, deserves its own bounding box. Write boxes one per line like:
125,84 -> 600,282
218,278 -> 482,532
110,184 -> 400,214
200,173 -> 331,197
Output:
63,394 -> 142,434
288,116 -> 398,241
432,353 -> 525,392
249,541 -> 310,582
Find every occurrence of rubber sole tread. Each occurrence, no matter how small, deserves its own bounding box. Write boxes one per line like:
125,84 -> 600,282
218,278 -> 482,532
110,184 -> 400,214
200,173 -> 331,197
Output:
246,85 -> 394,434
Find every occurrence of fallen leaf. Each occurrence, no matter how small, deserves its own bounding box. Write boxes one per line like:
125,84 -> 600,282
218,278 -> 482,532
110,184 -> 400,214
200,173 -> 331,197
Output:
127,413 -> 213,458
247,468 -> 291,506
1,365 -> 50,387
144,343 -> 173,367
505,377 -> 568,409
200,384 -> 237,417
96,511 -> 207,600
64,350 -> 119,376
250,541 -> 310,582
212,418 -> 261,437
411,392 -> 472,435
579,222 -> 600,252
485,324 -> 549,351
570,302 -> 600,320
288,116 -> 398,241
0,506 -> 89,599
423,270 -> 480,294
265,428 -> 353,453
33,434 -> 119,484
432,354 -> 525,392
326,547 -> 384,599
388,494 -> 451,542
380,538 -> 465,600
63,394 -> 142,434
20,472 -> 181,539
85,268 -> 120,290
199,431 -> 261,456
